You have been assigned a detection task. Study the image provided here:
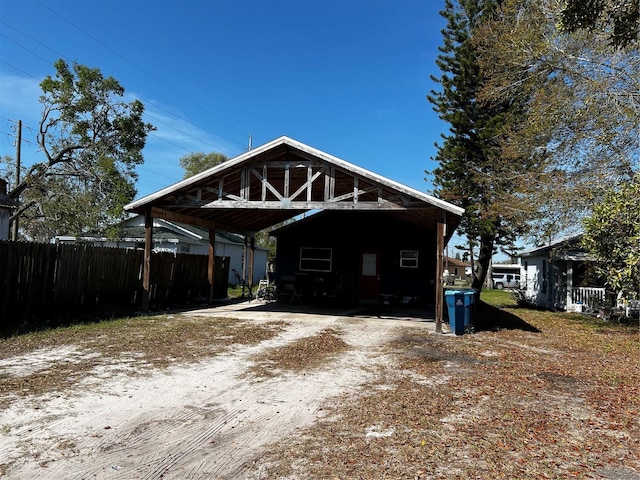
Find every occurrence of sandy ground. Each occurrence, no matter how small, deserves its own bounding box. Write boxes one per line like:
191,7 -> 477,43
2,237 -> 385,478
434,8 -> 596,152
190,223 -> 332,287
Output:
0,301 -> 440,480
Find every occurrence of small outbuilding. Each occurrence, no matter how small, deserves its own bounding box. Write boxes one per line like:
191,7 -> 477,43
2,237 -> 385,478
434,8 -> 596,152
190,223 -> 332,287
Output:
272,210 -> 444,306
124,136 -> 464,327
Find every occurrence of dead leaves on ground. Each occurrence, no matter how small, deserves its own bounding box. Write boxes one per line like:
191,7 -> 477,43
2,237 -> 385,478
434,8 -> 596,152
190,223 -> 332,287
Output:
247,327 -> 349,378
256,312 -> 639,480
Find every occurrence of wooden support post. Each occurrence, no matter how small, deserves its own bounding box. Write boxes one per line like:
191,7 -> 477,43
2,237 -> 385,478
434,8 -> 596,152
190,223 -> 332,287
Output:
242,237 -> 247,297
208,227 -> 216,303
142,209 -> 153,311
248,236 -> 255,293
435,222 -> 445,334
566,261 -> 573,310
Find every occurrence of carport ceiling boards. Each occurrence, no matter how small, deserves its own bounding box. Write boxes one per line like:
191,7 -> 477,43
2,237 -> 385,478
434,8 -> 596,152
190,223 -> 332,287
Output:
124,136 -> 464,238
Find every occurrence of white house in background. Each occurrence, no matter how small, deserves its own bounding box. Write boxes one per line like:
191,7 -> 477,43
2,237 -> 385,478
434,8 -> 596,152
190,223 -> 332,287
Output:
56,214 -> 269,286
518,234 -> 606,311
445,256 -> 472,277
0,179 -> 19,240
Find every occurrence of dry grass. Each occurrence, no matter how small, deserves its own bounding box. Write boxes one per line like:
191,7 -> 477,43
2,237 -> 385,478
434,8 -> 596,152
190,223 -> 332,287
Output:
252,295 -> 640,479
247,327 -> 350,378
0,314 -> 287,408
1,295 -> 638,479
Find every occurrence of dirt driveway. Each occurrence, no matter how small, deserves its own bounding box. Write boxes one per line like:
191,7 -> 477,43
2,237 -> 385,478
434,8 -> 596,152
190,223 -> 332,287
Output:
0,301 -> 439,479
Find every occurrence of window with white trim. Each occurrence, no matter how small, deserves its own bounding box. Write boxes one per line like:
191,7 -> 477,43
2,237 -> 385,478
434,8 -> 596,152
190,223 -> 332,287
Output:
400,250 -> 418,268
299,247 -> 332,272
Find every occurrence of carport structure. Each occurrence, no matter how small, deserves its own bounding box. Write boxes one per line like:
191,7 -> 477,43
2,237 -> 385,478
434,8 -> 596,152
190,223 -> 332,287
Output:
124,136 -> 463,332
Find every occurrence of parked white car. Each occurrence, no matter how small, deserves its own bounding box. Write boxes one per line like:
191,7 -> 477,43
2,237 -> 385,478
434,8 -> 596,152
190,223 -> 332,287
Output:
492,273 -> 520,289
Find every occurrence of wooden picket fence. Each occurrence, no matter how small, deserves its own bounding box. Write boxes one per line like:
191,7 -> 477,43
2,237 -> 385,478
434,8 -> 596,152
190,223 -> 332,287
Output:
0,241 -> 229,333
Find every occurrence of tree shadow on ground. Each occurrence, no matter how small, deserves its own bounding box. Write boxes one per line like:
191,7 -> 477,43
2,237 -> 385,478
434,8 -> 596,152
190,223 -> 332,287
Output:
473,300 -> 541,333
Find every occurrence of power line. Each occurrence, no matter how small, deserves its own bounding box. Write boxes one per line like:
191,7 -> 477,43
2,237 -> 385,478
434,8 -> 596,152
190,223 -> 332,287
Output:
0,33 -> 56,65
1,20 -> 248,153
0,59 -> 42,82
0,20 -> 71,64
142,108 -> 245,153
34,0 -> 250,139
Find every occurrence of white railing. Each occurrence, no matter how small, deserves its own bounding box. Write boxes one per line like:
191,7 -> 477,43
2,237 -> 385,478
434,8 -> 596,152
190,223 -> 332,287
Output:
571,287 -> 606,307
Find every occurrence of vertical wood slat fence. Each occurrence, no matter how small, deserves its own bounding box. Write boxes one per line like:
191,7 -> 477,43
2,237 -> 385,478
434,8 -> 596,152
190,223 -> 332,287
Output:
1,241 -> 229,332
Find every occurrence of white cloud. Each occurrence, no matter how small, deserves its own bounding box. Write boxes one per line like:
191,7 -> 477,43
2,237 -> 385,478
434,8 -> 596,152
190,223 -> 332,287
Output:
0,73 -> 42,125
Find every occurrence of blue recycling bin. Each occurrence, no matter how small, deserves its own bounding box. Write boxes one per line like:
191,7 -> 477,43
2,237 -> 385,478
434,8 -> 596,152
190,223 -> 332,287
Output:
444,289 -> 477,335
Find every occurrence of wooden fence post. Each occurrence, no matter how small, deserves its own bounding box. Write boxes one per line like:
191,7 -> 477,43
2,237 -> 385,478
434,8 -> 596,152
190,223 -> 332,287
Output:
142,209 -> 153,311
208,227 -> 216,303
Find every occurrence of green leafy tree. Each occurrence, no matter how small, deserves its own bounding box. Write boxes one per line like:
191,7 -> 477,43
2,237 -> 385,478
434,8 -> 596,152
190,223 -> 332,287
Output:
5,59 -> 155,241
582,175 -> 640,298
428,0 -> 533,290
179,152 -> 229,179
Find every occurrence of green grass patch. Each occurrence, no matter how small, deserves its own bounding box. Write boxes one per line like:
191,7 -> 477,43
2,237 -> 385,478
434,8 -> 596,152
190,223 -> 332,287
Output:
479,288 -> 517,308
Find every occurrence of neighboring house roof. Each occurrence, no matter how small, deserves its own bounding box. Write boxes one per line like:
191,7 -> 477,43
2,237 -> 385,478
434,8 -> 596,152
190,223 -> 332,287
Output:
124,136 -> 464,242
445,256 -> 470,268
57,215 -> 268,251
490,263 -> 521,270
0,195 -> 18,209
519,234 -> 592,261
0,179 -> 18,209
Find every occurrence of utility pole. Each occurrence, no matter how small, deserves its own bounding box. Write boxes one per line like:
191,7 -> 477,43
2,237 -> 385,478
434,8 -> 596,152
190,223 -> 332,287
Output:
11,120 -> 21,241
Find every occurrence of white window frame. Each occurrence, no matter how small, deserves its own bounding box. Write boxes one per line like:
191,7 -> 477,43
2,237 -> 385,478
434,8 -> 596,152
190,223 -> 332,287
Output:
299,247 -> 332,272
400,250 -> 419,268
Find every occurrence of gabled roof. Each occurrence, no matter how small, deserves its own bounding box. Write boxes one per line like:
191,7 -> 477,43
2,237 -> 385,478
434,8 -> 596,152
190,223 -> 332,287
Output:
445,256 -> 471,268
125,136 -> 464,238
519,234 -> 591,261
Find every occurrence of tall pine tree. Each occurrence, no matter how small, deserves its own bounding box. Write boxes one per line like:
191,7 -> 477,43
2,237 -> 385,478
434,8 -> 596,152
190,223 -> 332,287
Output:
428,0 -> 532,290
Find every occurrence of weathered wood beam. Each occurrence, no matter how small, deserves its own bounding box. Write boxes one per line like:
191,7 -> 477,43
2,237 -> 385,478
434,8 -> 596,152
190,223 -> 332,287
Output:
151,207 -> 217,230
259,160 -> 322,168
201,185 -> 244,202
261,165 -> 267,201
354,177 -> 359,204
330,185 -> 378,203
324,166 -> 334,201
249,166 -> 284,201
284,164 -> 290,198
241,167 -> 250,200
435,222 -> 445,334
289,168 -> 323,201
197,200 -> 409,210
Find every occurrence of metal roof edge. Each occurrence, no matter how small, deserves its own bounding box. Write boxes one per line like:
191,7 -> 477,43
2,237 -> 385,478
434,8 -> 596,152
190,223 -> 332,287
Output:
519,233 -> 584,257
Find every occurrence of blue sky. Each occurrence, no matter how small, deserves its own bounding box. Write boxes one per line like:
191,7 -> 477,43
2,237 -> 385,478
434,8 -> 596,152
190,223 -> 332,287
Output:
0,0 -> 450,196
0,0 -> 473,252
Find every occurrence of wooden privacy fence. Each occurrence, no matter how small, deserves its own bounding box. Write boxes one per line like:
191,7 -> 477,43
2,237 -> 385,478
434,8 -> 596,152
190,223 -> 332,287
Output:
0,241 -> 229,331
